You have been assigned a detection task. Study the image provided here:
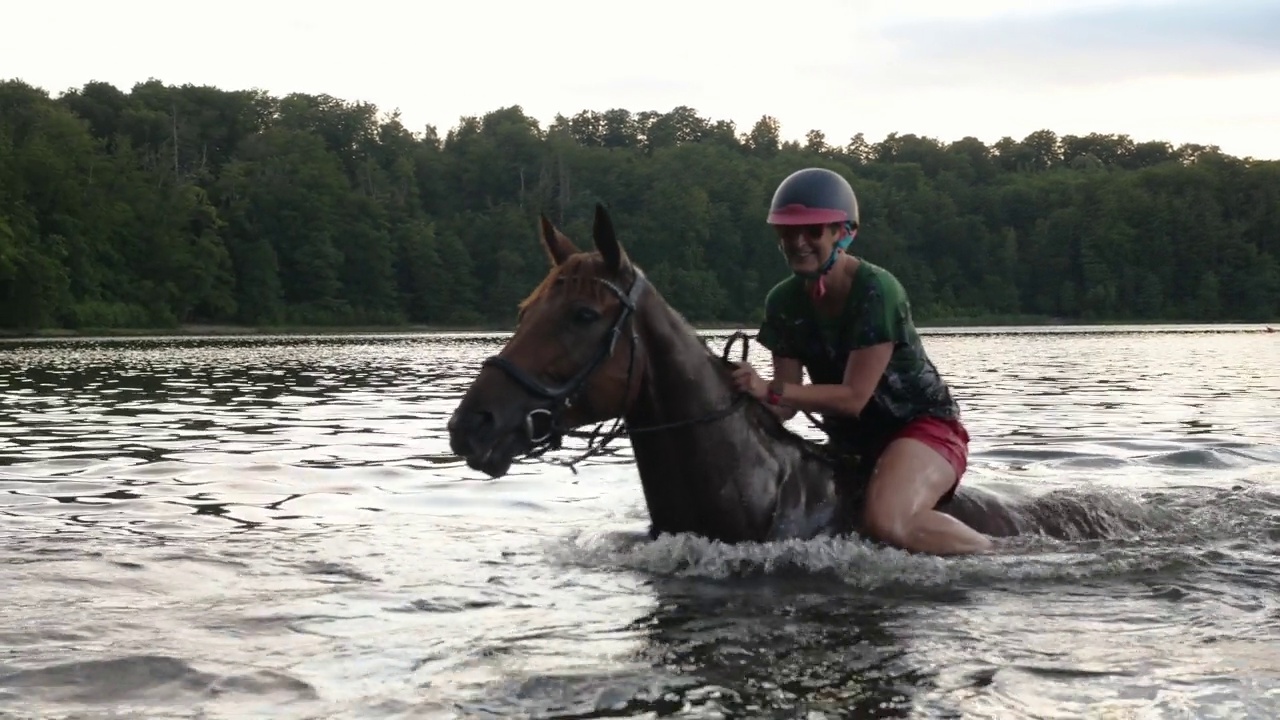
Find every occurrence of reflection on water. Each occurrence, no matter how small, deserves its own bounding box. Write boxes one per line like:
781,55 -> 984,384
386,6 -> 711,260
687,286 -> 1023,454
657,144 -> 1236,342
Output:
0,327 -> 1278,719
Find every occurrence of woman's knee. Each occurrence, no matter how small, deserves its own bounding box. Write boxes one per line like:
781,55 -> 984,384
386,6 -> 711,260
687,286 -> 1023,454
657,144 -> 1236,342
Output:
862,476 -> 913,546
860,438 -> 958,544
862,503 -> 911,547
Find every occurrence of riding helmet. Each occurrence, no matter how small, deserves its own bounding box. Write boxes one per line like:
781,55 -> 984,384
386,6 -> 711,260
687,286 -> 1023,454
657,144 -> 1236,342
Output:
766,167 -> 860,228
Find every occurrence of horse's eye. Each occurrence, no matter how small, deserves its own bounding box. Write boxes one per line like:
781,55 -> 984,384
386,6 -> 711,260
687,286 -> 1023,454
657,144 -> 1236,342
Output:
573,306 -> 601,325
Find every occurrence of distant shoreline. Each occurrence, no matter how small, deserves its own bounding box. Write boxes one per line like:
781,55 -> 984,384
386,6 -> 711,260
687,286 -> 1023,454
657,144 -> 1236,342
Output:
1,317 -> 1274,340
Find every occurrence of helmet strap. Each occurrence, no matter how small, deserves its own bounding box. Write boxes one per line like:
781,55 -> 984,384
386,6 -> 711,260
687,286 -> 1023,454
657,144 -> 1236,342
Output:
793,225 -> 858,295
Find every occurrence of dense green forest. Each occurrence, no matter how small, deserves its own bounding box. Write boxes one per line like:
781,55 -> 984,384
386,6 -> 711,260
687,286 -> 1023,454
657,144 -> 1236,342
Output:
1,77 -> 1277,332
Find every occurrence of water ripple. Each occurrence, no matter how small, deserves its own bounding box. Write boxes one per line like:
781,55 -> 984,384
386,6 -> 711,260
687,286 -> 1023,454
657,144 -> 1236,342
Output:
0,328 -> 1277,718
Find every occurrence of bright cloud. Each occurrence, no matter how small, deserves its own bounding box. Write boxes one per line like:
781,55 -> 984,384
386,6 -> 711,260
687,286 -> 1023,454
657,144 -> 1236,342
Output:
3,0 -> 1277,158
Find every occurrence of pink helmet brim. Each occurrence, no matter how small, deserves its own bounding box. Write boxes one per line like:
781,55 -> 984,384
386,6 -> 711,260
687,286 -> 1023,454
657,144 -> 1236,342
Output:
767,204 -> 850,225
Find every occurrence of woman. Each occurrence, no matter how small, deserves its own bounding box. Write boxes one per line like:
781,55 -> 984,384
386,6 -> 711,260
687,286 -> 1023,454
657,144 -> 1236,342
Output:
730,167 -> 993,556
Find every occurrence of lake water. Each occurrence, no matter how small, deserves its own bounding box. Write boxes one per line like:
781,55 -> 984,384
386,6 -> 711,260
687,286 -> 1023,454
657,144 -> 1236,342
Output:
1,325 -> 1278,719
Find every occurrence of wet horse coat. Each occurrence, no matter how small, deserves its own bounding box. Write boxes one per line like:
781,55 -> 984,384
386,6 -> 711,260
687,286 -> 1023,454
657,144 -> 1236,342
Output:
447,204 -> 1119,544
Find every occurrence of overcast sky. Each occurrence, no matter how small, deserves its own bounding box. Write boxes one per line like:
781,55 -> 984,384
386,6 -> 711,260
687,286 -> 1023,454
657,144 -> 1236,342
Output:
6,0 -> 1279,158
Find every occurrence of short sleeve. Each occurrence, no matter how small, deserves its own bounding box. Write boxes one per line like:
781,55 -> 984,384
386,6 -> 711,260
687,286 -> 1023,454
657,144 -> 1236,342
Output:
755,279 -> 802,359
849,268 -> 910,350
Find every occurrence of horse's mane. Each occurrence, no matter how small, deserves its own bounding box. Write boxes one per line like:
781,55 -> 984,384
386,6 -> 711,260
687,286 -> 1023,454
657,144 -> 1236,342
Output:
517,269 -> 560,317
701,341 -> 857,472
517,254 -> 616,318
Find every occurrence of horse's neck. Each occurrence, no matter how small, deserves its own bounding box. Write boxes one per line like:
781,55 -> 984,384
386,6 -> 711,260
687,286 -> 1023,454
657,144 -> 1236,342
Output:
622,300 -> 803,538
624,306 -> 748,448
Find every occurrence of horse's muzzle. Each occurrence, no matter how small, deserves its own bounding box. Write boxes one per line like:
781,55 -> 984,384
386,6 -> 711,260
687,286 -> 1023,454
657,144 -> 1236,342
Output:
446,407 -> 524,478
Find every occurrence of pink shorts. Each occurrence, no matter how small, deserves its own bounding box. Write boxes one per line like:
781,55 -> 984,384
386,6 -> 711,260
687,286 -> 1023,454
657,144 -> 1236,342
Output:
893,414 -> 970,488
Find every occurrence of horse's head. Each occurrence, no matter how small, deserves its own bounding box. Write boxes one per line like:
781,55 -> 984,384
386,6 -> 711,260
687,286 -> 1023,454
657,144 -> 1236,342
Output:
447,204 -> 648,477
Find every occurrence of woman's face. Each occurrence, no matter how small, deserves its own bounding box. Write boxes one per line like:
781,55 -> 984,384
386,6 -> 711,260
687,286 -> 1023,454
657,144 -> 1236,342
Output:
775,223 -> 842,274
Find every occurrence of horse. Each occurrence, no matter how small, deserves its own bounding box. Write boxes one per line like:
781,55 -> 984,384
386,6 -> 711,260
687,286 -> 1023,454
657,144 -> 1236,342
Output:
446,204 -> 1131,545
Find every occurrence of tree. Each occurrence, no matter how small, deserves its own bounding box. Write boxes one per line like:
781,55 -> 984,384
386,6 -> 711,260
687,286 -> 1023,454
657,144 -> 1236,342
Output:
0,76 -> 1276,333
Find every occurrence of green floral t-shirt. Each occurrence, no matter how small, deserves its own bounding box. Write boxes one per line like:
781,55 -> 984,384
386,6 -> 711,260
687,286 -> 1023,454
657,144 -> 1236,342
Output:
755,259 -> 960,457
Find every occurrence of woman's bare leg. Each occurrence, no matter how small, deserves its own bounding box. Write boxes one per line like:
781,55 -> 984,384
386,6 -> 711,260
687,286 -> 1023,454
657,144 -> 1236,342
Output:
863,437 -> 994,556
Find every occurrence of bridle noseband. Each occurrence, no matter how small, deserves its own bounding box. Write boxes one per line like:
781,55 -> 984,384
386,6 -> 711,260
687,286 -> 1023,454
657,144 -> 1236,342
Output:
478,268 -> 749,472
482,269 -> 645,452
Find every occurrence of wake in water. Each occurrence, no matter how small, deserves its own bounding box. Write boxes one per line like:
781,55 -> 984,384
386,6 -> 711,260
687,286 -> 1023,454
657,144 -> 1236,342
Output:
0,656 -> 316,709
545,470 -> 1280,591
456,472 -> 1280,720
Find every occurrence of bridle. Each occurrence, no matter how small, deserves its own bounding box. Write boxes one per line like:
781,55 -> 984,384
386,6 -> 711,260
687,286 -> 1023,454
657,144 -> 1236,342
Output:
479,267 -> 750,473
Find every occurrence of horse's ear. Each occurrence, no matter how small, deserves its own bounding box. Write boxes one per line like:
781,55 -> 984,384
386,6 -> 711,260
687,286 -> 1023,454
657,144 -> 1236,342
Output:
592,203 -> 628,274
539,213 -> 578,266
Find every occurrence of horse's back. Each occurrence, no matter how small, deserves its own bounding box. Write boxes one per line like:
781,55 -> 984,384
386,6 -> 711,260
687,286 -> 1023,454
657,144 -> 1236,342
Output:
943,483 -> 1142,541
939,484 -> 1025,537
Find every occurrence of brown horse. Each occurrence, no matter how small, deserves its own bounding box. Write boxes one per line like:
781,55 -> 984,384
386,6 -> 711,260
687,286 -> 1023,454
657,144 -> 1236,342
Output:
447,204 -> 1131,544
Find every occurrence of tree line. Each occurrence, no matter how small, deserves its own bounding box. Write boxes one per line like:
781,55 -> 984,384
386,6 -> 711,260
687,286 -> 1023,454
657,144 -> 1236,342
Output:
1,77 -> 1277,332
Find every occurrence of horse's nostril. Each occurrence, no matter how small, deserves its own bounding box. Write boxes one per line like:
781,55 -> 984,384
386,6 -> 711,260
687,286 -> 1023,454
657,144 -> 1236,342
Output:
449,408 -> 493,438
452,409 -> 494,438
449,408 -> 499,456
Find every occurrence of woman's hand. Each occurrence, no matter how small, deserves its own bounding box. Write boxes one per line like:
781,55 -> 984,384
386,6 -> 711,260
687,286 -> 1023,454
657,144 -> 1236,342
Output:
731,362 -> 769,401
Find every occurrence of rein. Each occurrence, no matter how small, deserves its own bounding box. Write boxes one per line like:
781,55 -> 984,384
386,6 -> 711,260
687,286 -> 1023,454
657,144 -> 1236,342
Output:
479,269 -> 751,473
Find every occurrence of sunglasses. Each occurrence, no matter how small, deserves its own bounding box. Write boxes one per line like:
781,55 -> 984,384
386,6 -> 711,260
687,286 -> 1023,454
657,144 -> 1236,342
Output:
775,224 -> 829,242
